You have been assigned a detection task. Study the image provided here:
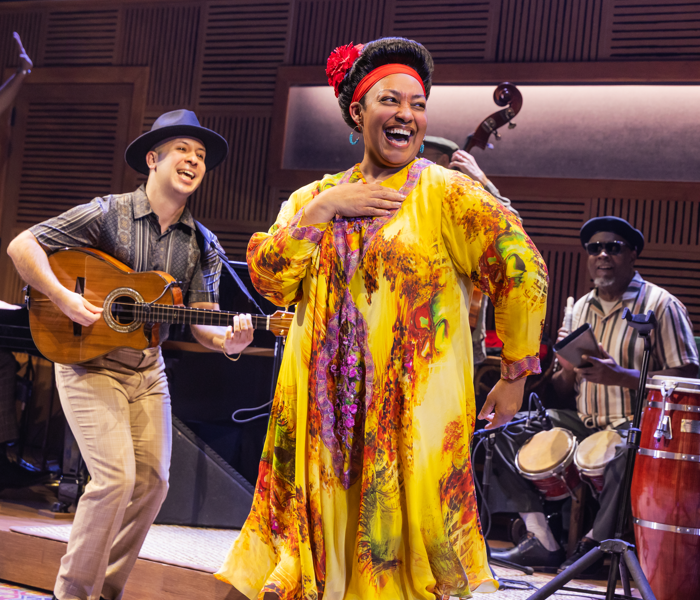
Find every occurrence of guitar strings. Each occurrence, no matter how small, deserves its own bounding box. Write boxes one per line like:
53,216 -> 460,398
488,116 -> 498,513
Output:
107,301 -> 289,329
30,296 -> 290,329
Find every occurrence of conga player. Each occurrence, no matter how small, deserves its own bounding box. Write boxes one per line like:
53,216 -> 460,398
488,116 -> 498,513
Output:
490,216 -> 698,575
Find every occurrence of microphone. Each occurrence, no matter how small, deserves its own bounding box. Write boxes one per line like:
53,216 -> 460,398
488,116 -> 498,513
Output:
529,392 -> 552,429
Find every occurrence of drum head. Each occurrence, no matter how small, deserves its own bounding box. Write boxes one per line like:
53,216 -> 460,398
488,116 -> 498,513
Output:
517,428 -> 575,474
576,430 -> 621,470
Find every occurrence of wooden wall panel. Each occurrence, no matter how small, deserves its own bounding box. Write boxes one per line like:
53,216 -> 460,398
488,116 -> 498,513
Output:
41,8 -> 120,66
3,259 -> 24,305
389,0 -> 498,62
289,0 -> 388,65
494,0 -> 604,62
537,245 -> 587,339
12,97 -> 129,226
0,12 -> 43,69
599,0 -> 700,60
0,72 -> 143,304
273,187 -> 296,209
590,196 -> 700,248
190,115 -> 272,225
207,230 -> 258,261
196,0 -> 290,109
121,4 -> 200,107
517,197 -> 588,241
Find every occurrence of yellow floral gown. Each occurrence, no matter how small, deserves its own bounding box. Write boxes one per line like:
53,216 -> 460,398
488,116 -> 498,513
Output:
216,159 -> 548,599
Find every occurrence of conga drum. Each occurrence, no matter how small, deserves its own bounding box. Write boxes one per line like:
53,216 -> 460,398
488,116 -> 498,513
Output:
631,376 -> 700,600
574,429 -> 622,495
515,428 -> 580,500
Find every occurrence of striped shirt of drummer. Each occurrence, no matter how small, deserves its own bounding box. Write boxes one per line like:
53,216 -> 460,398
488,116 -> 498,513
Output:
571,272 -> 698,428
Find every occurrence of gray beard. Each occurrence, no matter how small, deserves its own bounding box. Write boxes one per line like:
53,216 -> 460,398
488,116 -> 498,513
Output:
594,276 -> 616,289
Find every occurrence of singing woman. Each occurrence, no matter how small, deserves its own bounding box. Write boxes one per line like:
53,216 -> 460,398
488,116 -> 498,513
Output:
217,37 -> 548,600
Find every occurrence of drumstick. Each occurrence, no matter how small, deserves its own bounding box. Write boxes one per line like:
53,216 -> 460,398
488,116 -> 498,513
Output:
563,296 -> 574,334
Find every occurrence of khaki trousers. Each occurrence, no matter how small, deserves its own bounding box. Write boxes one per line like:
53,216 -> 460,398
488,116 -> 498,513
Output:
54,348 -> 171,600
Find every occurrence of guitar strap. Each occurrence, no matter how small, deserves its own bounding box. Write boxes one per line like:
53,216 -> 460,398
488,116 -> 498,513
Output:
193,221 -> 264,314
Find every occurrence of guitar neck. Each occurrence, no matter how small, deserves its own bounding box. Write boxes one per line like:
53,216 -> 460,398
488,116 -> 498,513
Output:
132,303 -> 271,330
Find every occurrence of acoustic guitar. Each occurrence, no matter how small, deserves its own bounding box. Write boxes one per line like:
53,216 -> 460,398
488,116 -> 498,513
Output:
26,247 -> 293,365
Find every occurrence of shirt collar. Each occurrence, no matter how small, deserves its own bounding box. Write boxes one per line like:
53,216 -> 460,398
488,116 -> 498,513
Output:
589,271 -> 644,317
133,184 -> 196,231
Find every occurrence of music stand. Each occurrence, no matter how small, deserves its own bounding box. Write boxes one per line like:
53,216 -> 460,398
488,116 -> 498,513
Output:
526,309 -> 657,600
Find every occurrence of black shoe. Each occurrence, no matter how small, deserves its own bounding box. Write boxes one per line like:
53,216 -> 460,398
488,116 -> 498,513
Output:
490,533 -> 565,573
558,537 -> 605,578
0,453 -> 50,489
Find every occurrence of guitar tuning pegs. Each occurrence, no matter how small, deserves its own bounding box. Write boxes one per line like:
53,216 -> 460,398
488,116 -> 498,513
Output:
508,122 -> 517,129
494,130 -> 501,140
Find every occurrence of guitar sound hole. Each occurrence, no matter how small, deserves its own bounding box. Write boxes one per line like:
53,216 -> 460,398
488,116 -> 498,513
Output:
111,296 -> 136,325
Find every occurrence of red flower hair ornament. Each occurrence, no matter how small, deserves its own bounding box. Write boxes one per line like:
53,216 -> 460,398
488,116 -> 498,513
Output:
326,42 -> 364,98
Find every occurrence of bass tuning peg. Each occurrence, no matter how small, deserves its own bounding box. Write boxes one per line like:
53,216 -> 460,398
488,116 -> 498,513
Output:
508,122 -> 517,129
494,130 -> 501,140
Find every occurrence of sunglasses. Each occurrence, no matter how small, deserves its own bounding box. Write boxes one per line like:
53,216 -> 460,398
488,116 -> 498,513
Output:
585,240 -> 630,256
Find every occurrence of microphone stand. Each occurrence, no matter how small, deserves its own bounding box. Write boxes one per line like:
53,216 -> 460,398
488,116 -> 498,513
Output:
474,415 -> 535,575
526,309 -> 658,600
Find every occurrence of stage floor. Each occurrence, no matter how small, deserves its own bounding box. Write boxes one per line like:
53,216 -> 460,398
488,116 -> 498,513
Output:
0,485 -> 640,599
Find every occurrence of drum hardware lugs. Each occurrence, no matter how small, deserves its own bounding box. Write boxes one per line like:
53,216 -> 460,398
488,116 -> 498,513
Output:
638,447 -> 700,462
653,380 -> 677,440
648,400 -> 700,413
553,469 -> 579,503
680,419 -> 700,434
633,517 -> 700,537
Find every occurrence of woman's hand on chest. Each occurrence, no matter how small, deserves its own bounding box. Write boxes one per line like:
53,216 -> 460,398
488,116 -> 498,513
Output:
301,181 -> 405,225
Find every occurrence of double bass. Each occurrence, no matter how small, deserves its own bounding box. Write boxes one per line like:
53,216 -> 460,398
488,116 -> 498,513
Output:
464,82 -> 522,153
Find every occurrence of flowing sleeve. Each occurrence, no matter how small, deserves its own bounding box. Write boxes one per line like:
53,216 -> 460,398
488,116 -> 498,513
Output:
246,184 -> 330,307
441,170 -> 548,380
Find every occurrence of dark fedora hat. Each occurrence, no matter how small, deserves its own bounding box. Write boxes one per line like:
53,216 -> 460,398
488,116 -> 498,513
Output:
422,136 -> 460,155
125,109 -> 228,175
580,216 -> 645,256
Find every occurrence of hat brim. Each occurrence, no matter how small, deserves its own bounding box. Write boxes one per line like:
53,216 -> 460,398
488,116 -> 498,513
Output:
422,136 -> 460,155
124,124 -> 229,176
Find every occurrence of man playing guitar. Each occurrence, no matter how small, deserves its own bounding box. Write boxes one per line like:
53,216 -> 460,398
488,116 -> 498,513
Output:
7,110 -> 254,600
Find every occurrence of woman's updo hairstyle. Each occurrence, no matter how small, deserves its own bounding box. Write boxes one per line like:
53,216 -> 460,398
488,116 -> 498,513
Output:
334,37 -> 433,131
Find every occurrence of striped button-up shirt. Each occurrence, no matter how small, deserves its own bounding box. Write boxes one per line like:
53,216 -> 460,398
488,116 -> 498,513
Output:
571,272 -> 698,427
30,184 -> 222,317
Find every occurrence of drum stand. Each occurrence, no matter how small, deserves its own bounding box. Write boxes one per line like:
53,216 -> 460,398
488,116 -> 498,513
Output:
527,309 -> 657,600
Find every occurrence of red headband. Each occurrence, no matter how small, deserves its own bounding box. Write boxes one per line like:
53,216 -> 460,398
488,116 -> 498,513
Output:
351,64 -> 426,109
